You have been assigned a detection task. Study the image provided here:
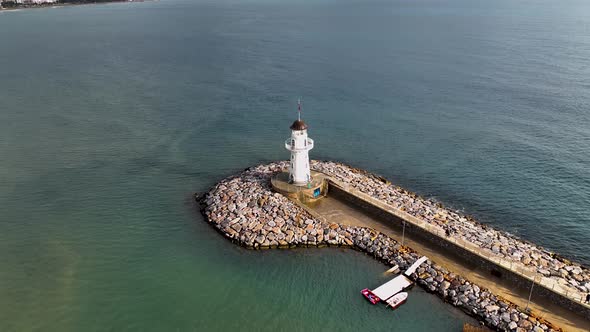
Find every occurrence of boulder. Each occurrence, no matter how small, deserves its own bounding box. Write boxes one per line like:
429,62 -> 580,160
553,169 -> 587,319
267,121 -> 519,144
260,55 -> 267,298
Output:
518,319 -> 532,330
255,234 -> 266,245
485,305 -> 500,313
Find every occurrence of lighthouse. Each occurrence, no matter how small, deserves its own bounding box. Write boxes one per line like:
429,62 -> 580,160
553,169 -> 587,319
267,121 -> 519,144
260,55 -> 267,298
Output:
271,100 -> 326,202
285,100 -> 314,186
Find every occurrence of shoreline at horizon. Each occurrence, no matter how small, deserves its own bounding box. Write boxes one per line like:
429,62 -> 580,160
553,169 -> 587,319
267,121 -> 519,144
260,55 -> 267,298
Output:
0,0 -> 151,12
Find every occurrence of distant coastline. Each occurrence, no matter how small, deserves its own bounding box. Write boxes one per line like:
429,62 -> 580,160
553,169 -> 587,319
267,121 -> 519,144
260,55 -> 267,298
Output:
0,0 -> 147,11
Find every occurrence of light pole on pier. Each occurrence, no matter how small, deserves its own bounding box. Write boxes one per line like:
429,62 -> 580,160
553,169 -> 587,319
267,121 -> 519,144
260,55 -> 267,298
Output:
525,274 -> 536,312
401,220 -> 406,246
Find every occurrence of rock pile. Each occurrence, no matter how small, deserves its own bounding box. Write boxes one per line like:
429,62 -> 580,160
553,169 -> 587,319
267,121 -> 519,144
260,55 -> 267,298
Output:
198,161 -> 565,331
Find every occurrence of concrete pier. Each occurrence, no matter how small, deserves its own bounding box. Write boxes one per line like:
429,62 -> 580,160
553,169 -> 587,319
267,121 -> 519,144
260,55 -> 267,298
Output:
197,160 -> 590,332
310,161 -> 590,317
309,184 -> 589,331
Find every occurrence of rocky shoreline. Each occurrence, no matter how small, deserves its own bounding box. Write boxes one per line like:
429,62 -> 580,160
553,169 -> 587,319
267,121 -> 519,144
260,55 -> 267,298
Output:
197,160 -> 587,332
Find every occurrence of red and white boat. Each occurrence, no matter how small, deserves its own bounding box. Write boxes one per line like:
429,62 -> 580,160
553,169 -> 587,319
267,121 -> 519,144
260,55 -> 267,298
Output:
360,288 -> 381,304
385,292 -> 408,310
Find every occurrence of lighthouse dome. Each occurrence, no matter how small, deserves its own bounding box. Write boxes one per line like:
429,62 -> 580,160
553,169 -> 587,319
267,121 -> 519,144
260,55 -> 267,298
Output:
290,120 -> 308,131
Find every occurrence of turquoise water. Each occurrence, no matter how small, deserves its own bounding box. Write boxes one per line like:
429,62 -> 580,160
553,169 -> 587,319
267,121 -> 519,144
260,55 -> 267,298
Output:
1,0 -> 589,330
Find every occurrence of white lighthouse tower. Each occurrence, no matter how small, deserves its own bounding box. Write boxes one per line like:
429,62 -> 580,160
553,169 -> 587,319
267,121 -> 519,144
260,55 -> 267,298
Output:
285,100 -> 314,186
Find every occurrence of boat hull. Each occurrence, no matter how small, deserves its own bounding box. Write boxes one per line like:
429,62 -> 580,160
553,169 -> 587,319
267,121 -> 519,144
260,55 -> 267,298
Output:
386,292 -> 408,310
361,288 -> 381,304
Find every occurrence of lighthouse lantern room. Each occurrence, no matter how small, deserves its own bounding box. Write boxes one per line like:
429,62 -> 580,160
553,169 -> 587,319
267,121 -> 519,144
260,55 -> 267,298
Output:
285,100 -> 314,186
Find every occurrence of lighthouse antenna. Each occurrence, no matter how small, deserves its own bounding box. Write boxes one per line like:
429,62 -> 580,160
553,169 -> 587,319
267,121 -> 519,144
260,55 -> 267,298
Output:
297,98 -> 302,121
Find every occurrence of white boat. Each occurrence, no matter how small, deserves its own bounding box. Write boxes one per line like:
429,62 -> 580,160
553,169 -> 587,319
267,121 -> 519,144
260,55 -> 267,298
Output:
386,292 -> 408,310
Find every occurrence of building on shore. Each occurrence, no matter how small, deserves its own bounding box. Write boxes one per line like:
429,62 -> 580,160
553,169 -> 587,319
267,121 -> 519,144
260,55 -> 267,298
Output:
1,0 -> 58,4
28,0 -> 58,4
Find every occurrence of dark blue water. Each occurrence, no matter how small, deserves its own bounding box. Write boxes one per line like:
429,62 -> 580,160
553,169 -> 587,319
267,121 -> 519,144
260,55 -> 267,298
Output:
1,0 -> 589,330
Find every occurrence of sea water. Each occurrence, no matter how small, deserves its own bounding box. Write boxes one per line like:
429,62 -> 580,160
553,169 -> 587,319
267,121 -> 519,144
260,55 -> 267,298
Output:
1,0 -> 589,330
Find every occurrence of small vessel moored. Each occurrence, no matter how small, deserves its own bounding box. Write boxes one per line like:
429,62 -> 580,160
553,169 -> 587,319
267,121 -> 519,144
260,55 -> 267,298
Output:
385,292 -> 408,310
361,288 -> 381,304
361,256 -> 428,306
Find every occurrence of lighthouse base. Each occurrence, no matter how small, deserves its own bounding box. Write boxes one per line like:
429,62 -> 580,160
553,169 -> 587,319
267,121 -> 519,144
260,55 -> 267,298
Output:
271,171 -> 328,204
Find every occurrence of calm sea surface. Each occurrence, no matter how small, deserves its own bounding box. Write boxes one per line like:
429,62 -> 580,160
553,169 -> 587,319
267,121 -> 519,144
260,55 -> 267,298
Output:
1,0 -> 589,330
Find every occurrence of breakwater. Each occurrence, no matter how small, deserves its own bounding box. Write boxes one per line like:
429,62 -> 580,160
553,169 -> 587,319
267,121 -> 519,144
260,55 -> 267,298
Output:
197,160 -> 588,331
311,162 -> 590,308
